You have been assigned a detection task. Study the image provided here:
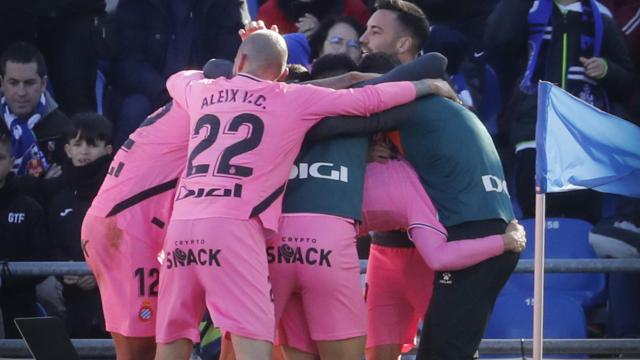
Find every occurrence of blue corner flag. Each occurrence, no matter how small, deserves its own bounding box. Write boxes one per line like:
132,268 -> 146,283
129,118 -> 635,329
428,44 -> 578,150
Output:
535,81 -> 640,198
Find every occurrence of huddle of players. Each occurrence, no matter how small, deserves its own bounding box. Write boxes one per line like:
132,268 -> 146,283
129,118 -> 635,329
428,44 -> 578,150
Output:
82,2 -> 526,360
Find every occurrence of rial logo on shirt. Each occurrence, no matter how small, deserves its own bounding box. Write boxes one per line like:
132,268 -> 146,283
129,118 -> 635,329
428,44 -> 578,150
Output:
165,247 -> 222,269
266,244 -> 332,267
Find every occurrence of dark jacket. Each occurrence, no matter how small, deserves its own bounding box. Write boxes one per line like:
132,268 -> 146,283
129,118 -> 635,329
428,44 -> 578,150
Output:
114,0 -> 249,106
45,156 -> 110,338
0,0 -> 105,17
0,174 -> 48,336
0,92 -> 73,171
47,156 -> 110,261
484,0 -> 635,146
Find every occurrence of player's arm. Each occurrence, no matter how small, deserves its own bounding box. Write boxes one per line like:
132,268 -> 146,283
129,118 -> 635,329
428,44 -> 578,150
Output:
303,52 -> 452,138
305,102 -> 415,140
301,71 -> 380,90
301,52 -> 448,90
409,221 -> 526,271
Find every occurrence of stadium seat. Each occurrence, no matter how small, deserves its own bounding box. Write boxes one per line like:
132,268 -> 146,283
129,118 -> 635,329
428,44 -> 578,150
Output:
483,292 -> 588,358
502,218 -> 606,309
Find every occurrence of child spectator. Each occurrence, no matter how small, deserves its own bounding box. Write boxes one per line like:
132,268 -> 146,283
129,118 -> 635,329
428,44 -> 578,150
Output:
0,130 -> 48,338
47,113 -> 112,338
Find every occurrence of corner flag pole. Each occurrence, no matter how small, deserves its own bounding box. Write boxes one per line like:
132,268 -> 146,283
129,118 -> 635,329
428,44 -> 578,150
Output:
533,190 -> 546,360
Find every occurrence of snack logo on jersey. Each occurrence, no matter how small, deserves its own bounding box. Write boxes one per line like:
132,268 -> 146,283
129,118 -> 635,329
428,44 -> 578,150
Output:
176,183 -> 243,201
165,246 -> 222,269
267,240 -> 332,267
289,162 -> 349,183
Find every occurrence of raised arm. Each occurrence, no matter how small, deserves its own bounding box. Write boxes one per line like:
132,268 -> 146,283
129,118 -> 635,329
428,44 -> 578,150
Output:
302,52 -> 448,90
305,102 -> 417,140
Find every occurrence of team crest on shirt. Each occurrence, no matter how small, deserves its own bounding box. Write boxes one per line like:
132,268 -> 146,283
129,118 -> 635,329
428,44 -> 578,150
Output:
138,300 -> 153,321
439,272 -> 453,285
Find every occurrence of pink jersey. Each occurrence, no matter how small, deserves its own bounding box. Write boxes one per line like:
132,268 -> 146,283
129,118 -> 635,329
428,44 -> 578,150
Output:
88,100 -> 190,241
167,70 -> 416,232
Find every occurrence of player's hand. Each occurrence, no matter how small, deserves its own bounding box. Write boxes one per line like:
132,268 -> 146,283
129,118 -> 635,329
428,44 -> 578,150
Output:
429,79 -> 461,103
414,79 -> 461,103
367,139 -> 392,164
503,220 -> 527,253
63,275 -> 79,285
239,20 -> 279,40
77,275 -> 97,291
579,57 -> 607,79
296,13 -> 320,36
45,163 -> 62,179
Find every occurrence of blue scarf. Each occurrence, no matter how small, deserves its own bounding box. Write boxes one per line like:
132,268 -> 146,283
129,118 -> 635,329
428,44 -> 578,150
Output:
2,94 -> 49,176
521,0 -> 603,94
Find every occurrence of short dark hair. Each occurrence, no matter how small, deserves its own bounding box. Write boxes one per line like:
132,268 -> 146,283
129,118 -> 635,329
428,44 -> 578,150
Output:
375,0 -> 429,50
311,53 -> 358,80
0,130 -> 12,156
285,64 -> 312,83
67,113 -> 113,146
308,16 -> 365,60
0,42 -> 48,78
359,52 -> 400,73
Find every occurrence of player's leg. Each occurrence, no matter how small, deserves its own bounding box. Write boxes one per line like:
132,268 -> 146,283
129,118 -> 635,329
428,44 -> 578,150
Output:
81,214 -> 160,360
199,217 -> 275,360
155,219 -> 209,360
278,294 -> 320,359
282,215 -> 365,359
316,337 -> 366,360
111,334 -> 155,360
154,339 -> 193,360
365,244 -> 433,360
416,221 -> 519,360
219,333 -> 286,360
230,335 -> 272,359
365,344 -> 403,360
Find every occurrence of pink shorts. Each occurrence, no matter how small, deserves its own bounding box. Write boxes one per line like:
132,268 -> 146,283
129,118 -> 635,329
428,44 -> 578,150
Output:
156,217 -> 274,344
269,214 -> 365,354
365,244 -> 434,348
81,213 -> 163,337
360,159 -> 445,238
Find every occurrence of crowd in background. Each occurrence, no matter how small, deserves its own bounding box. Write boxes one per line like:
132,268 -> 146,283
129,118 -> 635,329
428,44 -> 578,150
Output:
0,0 -> 638,346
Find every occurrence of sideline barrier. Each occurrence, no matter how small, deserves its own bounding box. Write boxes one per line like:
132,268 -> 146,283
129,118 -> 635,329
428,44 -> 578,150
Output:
2,338 -> 640,358
361,258 -> 640,275
4,259 -> 640,277
2,260 -> 640,358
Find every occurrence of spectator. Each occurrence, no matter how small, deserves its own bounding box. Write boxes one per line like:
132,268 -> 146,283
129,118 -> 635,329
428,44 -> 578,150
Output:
308,16 -> 365,63
485,0 -> 635,223
257,0 -> 369,36
0,0 -> 106,115
47,113 -> 112,338
0,42 -> 72,178
412,0 -> 497,74
0,130 -> 48,338
112,0 -> 250,147
600,0 -> 640,124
